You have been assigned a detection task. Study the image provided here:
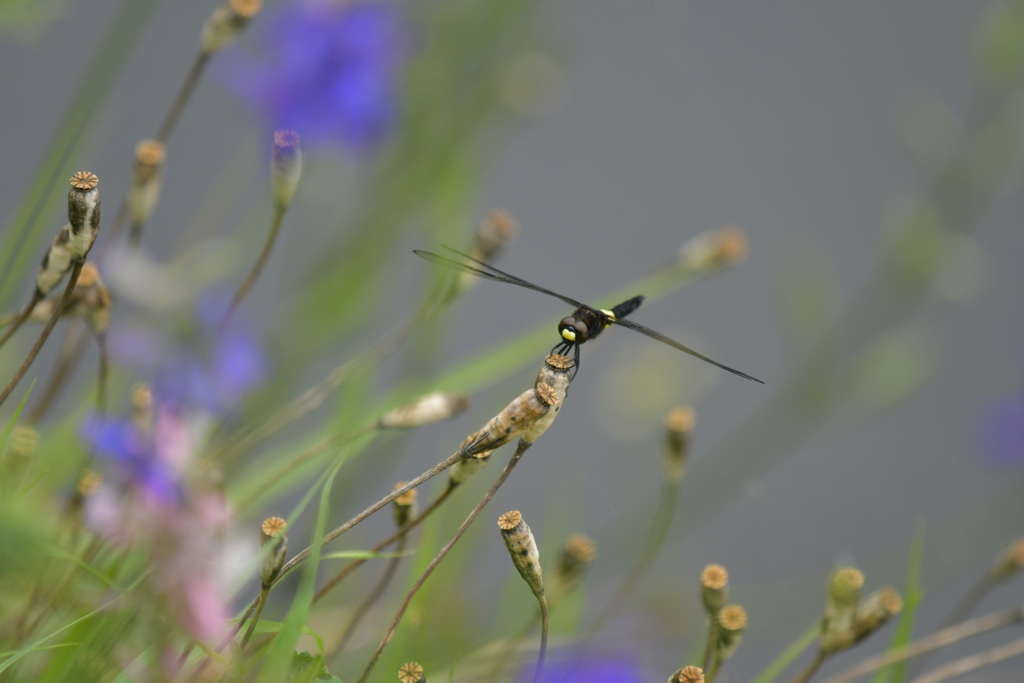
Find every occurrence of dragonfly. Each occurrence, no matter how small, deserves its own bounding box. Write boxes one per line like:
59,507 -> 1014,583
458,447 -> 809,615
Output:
414,247 -> 763,383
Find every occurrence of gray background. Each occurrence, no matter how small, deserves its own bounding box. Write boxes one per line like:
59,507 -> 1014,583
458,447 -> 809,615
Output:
1,1 -> 1023,681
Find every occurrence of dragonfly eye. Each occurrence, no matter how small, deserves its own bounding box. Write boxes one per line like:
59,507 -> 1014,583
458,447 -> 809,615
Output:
572,320 -> 590,342
558,316 -> 580,343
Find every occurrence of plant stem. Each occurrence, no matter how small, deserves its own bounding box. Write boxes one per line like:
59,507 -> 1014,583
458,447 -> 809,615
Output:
0,261 -> 82,408
240,588 -> 269,651
332,534 -> 409,655
157,52 -> 208,144
0,294 -> 40,350
220,203 -> 286,331
789,651 -> 828,683
534,592 -> 549,683
819,605 -> 1024,683
27,318 -> 86,423
908,634 -> 1024,683
356,440 -> 532,683
313,482 -> 454,604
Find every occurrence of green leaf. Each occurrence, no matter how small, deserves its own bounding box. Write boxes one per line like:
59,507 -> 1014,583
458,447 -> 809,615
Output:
286,651 -> 342,683
750,623 -> 820,683
258,460 -> 343,682
872,520 -> 926,683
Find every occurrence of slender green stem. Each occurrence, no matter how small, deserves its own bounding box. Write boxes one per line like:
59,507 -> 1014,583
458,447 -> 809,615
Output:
240,588 -> 269,651
534,592 -> 549,683
157,52 -> 209,144
356,441 -> 532,683
333,534 -> 409,655
0,261 -> 82,408
788,652 -> 828,683
703,620 -> 718,673
313,482 -> 455,604
221,203 -> 287,331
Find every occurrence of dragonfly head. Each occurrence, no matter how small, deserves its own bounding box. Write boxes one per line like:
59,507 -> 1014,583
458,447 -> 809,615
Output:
558,316 -> 590,344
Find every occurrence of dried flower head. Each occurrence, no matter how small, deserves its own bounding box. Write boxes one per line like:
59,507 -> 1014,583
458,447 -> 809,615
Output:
398,662 -> 425,683
261,516 -> 287,537
670,665 -> 705,683
128,140 -> 166,231
379,392 -> 469,429
135,139 -> 166,167
664,405 -> 695,484
470,210 -> 518,263
392,480 -> 419,526
716,604 -> 747,660
995,538 -> 1024,578
202,0 -> 261,54
701,563 -> 729,615
829,568 -> 865,607
70,171 -> 99,191
76,469 -> 103,497
553,534 -> 597,596
498,510 -> 544,598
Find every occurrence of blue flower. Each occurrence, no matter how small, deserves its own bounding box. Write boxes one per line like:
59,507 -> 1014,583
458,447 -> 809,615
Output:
224,0 -> 406,153
981,396 -> 1024,466
530,658 -> 646,683
81,416 -> 181,505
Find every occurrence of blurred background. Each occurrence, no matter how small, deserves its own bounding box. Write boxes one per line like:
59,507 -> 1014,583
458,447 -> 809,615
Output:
1,0 -> 1023,681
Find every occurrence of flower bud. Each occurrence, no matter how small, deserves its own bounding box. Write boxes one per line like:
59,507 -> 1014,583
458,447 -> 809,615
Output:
678,226 -> 748,271
6,426 -> 39,459
701,563 -> 728,616
132,383 -> 153,433
993,538 -> 1024,579
552,534 -> 596,596
820,567 -> 865,652
259,516 -> 287,588
67,172 -> 100,259
498,510 -> 544,598
664,406 -> 695,484
469,210 -> 517,264
201,0 -> 261,54
392,481 -> 419,527
853,587 -> 902,642
379,392 -> 469,429
271,130 -> 302,208
127,140 -> 166,228
716,605 -> 747,660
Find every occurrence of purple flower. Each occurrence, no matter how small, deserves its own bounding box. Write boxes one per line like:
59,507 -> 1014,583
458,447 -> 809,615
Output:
530,658 -> 645,683
224,0 -> 406,153
81,413 -> 183,505
981,397 -> 1024,466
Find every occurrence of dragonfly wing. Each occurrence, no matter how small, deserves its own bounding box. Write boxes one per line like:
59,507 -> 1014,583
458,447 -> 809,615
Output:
414,250 -> 588,309
611,317 -> 764,383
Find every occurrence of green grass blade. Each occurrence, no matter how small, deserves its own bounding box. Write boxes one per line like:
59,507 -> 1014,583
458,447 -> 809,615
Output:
258,458 -> 343,681
872,520 -> 926,683
1,378 -> 34,446
750,622 -> 820,683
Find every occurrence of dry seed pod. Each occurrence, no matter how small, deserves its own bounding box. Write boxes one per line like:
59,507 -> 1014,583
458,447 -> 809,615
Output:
379,392 -> 469,429
664,405 -> 695,484
459,384 -> 554,456
701,563 -> 728,616
552,534 -> 597,595
392,481 -> 419,527
398,662 -> 425,683
667,665 -> 705,683
76,469 -> 103,497
449,448 -> 492,486
994,538 -> 1024,579
716,604 -> 747,660
128,140 -> 166,228
271,130 -> 303,208
498,510 -> 544,598
6,426 -> 40,459
201,0 -> 261,54
67,172 -> 100,258
678,226 -> 749,271
853,586 -> 902,642
259,516 -> 288,588
469,210 -> 517,264
35,227 -> 73,296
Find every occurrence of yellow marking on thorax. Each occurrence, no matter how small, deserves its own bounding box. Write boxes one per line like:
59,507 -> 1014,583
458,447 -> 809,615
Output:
600,309 -> 616,320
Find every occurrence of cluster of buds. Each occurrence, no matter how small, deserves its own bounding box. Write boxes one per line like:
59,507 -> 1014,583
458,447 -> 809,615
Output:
259,516 -> 288,589
819,567 -> 902,653
667,665 -> 705,683
201,0 -> 261,54
700,564 -> 748,669
379,392 -> 469,430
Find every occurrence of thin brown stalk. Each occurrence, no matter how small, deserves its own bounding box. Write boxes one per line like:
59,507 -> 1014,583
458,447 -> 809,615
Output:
910,634 -> 1024,683
313,482 -> 455,604
220,203 -> 287,331
27,318 -> 87,423
819,605 -> 1024,683
157,52 -> 209,144
332,534 -> 409,655
535,593 -> 549,683
703,620 -> 718,673
789,651 -> 829,683
96,332 -> 108,414
0,261 -> 83,408
901,569 -> 1001,680
357,441 -> 532,683
0,294 -> 41,350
